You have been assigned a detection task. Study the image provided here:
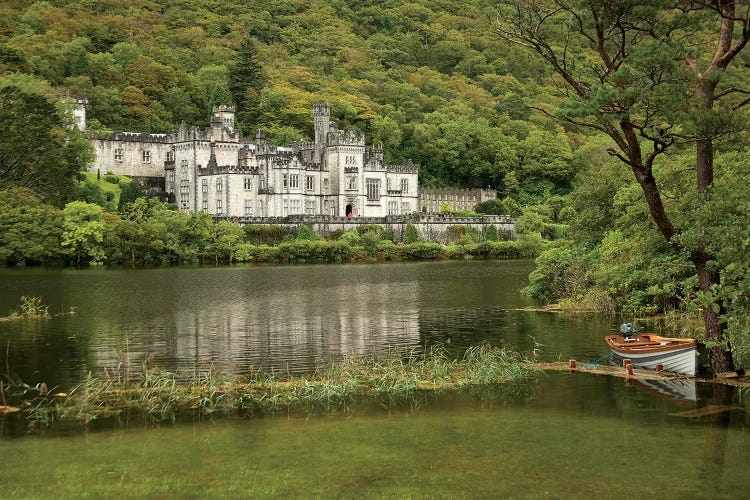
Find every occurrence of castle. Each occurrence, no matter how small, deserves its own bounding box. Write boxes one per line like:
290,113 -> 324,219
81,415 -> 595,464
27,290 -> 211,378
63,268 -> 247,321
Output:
87,103 -> 419,218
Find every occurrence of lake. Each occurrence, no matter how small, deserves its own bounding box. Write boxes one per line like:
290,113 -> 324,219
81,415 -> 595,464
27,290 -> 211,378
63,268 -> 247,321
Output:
1,261 -> 748,498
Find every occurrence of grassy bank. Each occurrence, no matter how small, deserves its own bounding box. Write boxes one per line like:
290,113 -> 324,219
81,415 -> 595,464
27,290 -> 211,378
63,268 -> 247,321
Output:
10,345 -> 540,432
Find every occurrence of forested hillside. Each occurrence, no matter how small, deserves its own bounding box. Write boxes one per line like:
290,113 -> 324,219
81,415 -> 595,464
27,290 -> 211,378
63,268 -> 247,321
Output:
0,0 -> 577,197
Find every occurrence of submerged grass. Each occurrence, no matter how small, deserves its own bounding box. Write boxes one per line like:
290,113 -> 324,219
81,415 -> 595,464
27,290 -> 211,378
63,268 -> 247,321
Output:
18,345 -> 540,432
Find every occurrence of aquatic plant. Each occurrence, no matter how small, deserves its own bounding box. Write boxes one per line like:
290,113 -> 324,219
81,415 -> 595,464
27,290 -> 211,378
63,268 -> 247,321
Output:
20,345 -> 541,432
3,296 -> 50,320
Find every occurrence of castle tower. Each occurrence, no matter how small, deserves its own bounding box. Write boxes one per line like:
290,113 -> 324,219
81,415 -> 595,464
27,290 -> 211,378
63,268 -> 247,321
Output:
213,105 -> 235,134
73,96 -> 88,131
313,103 -> 330,164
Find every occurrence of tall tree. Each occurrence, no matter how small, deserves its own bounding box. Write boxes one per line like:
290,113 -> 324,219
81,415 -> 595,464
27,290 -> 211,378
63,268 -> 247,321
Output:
228,37 -> 266,133
0,87 -> 93,206
496,0 -> 750,374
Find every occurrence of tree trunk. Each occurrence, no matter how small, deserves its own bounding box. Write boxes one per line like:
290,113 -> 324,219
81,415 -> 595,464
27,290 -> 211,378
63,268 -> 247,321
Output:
693,257 -> 735,374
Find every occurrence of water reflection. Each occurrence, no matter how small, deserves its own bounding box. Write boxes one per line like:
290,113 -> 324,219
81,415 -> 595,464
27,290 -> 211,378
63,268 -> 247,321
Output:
0,261 -> 621,387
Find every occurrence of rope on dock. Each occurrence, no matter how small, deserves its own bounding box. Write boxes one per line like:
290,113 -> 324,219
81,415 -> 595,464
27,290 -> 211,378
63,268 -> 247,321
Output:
580,351 -> 614,370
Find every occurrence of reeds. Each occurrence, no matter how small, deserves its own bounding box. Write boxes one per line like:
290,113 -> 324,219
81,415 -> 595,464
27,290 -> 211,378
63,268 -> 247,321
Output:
19,345 -> 540,432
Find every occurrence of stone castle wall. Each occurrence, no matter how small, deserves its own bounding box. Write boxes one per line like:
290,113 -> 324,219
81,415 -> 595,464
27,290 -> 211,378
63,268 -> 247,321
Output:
216,214 -> 516,244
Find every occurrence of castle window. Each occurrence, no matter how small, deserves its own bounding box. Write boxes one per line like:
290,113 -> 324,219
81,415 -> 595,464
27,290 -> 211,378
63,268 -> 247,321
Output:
258,200 -> 264,217
259,174 -> 266,191
346,175 -> 357,191
114,149 -> 123,162
388,201 -> 397,215
366,178 -> 380,202
305,200 -> 315,215
290,174 -> 299,189
290,199 -> 301,214
282,173 -> 288,189
202,199 -> 208,211
179,180 -> 190,210
401,202 -> 410,214
216,199 -> 222,214
401,179 -> 409,194
142,150 -> 151,163
166,151 -> 174,162
282,199 -> 289,216
244,177 -> 252,191
181,159 -> 188,172
202,179 -> 208,193
306,175 -> 314,191
244,199 -> 252,216
216,178 -> 223,193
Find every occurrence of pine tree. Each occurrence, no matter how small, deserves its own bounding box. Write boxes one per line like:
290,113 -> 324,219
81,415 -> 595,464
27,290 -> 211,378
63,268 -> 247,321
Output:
228,38 -> 265,133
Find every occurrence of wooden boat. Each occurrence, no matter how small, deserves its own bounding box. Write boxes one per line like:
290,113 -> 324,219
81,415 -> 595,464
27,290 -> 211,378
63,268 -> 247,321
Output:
605,333 -> 698,376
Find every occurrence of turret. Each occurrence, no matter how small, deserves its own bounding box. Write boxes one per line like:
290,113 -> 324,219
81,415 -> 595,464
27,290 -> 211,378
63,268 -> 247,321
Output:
313,103 -> 330,163
213,105 -> 235,134
73,96 -> 88,131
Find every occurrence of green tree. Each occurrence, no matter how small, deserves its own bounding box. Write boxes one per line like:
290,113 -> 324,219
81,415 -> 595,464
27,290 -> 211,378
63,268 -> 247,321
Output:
497,0 -> 750,374
403,222 -> 420,244
61,201 -> 106,268
0,86 -> 93,206
228,38 -> 266,132
209,221 -> 245,264
0,188 -> 64,265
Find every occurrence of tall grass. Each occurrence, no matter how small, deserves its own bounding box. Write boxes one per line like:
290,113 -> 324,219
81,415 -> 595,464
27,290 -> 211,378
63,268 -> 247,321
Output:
20,345 -> 540,432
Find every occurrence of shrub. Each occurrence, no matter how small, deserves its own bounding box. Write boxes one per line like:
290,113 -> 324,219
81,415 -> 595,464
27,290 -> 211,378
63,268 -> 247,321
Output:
360,230 -> 381,257
543,223 -> 569,240
483,225 -> 499,242
234,244 -> 281,263
403,222 -> 420,244
375,240 -> 398,260
337,230 -> 362,245
402,242 -> 443,260
296,223 -> 318,240
468,241 -> 523,259
515,211 -> 545,235
444,244 -> 468,259
446,225 -> 467,243
244,225 -> 290,245
356,224 -> 383,237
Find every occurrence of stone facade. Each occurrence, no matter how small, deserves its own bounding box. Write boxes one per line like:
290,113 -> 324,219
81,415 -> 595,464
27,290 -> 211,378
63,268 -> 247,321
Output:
419,187 -> 496,213
219,213 -> 516,244
87,103 -> 419,218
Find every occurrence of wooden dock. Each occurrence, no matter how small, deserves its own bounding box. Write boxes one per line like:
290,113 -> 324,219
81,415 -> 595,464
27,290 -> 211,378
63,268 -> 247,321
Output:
534,361 -> 750,388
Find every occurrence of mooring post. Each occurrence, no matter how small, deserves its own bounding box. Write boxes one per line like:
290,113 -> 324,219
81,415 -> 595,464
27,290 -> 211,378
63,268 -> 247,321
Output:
625,362 -> 633,377
655,363 -> 663,372
568,359 -> 576,373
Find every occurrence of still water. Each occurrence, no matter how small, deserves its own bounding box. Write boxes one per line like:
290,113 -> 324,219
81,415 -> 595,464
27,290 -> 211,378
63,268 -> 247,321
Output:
1,261 -> 748,498
0,260 -> 613,387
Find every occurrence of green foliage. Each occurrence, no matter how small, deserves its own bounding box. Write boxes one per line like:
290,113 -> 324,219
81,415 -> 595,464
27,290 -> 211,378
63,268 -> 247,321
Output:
483,225 -> 499,242
296,223 -> 318,241
402,222 -> 420,244
61,201 -> 106,267
0,87 -> 93,206
118,180 -> 147,213
243,225 -> 290,245
514,211 -> 545,235
0,188 -> 65,265
402,242 -> 442,260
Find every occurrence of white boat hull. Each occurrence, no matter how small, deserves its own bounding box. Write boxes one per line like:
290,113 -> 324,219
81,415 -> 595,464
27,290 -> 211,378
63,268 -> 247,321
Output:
610,346 -> 697,376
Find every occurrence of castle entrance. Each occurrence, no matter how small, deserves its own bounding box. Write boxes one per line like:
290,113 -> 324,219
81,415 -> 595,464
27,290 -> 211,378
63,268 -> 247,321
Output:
345,204 -> 353,217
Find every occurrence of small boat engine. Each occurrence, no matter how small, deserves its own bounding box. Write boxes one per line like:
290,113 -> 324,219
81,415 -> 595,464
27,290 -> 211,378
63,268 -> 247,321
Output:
619,322 -> 634,338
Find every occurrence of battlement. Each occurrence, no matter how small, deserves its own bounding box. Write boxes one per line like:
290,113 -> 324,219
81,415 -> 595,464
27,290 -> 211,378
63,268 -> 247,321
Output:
213,105 -> 236,113
327,128 -> 365,146
106,131 -> 171,143
313,102 -> 330,116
